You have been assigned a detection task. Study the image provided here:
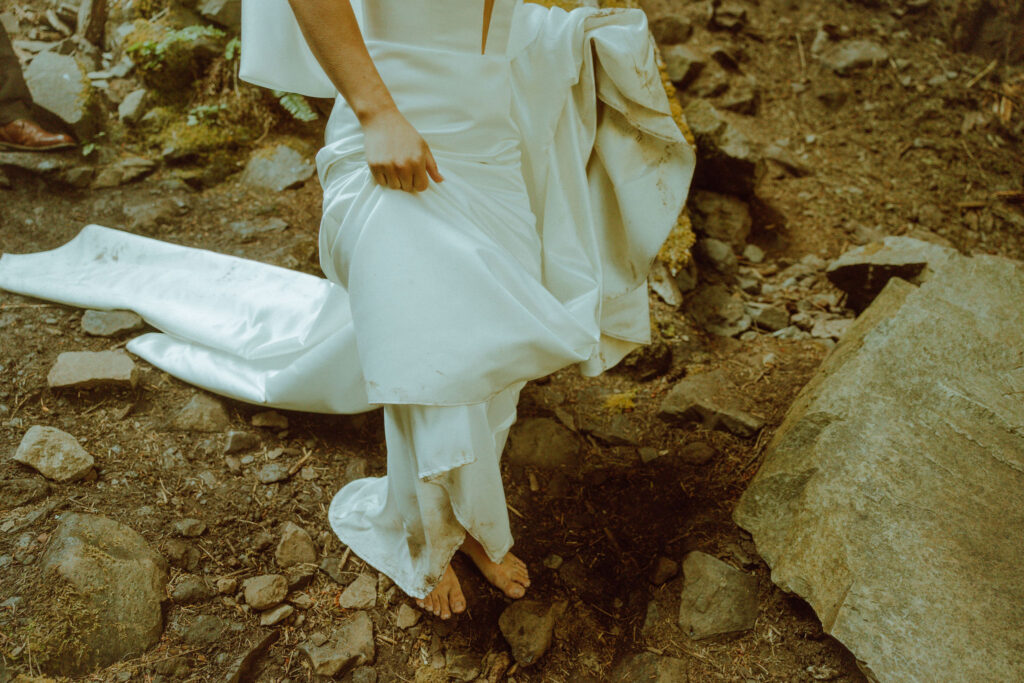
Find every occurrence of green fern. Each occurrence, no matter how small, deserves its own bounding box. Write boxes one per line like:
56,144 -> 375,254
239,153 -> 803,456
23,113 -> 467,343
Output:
273,91 -> 318,122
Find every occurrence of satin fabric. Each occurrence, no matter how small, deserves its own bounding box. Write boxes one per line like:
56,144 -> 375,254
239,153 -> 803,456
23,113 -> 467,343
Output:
0,0 -> 695,597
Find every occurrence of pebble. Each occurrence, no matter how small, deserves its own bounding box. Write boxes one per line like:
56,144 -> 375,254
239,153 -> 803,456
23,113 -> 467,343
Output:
396,602 -> 421,629
320,556 -> 347,583
678,441 -> 717,465
498,600 -> 567,666
747,303 -> 791,332
217,577 -> 238,594
276,521 -> 318,568
742,244 -> 765,263
338,573 -> 377,610
506,418 -> 581,469
257,462 -> 291,484
677,551 -> 758,639
288,592 -> 313,609
81,309 -> 144,336
224,430 -> 259,454
649,556 -> 680,585
182,614 -> 227,645
697,238 -> 738,276
13,425 -> 95,482
251,410 -> 289,429
47,350 -> 137,389
259,603 -> 294,626
171,393 -> 230,433
171,575 -> 214,603
299,611 -> 375,676
173,518 -> 207,538
243,574 -> 288,610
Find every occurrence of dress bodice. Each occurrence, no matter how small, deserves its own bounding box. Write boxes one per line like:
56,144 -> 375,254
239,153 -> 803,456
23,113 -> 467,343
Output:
357,0 -> 521,56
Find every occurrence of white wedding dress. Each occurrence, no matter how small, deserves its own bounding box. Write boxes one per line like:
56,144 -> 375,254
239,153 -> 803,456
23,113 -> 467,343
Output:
0,0 -> 694,597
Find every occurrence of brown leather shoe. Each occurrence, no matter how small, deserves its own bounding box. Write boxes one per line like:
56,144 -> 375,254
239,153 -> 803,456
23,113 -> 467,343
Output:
0,119 -> 76,151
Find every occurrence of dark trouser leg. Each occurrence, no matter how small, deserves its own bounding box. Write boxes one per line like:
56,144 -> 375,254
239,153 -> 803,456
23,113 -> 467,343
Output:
0,25 -> 32,125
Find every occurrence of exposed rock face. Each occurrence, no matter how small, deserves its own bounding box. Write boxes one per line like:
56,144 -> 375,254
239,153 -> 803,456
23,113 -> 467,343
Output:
37,514 -> 168,675
13,426 -> 95,482
734,252 -> 1024,682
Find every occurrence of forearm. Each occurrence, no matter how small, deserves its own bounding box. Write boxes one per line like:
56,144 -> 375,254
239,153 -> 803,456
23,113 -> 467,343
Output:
286,0 -> 395,124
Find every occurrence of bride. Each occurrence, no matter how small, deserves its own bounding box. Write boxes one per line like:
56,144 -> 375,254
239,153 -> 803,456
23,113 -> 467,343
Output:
0,0 -> 694,620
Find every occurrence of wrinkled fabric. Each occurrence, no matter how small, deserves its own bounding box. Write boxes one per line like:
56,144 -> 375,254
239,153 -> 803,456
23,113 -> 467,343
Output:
0,0 -> 695,597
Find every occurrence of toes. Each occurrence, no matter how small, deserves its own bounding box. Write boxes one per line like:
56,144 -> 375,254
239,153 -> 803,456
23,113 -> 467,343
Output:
451,583 -> 466,614
507,582 -> 525,599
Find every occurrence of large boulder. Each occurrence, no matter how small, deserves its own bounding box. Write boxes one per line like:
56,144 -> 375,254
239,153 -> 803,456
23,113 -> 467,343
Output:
734,252 -> 1024,681
34,514 -> 168,675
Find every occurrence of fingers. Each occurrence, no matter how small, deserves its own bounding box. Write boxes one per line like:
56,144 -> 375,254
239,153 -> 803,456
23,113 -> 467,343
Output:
413,167 -> 429,192
397,164 -> 414,192
425,150 -> 444,183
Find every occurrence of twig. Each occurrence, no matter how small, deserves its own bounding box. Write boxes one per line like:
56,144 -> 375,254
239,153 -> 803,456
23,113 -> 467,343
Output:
965,58 -> 999,89
795,33 -> 807,82
287,452 -> 312,476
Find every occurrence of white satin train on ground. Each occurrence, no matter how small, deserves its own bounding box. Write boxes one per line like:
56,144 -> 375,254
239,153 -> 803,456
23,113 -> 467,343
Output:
0,0 -> 694,597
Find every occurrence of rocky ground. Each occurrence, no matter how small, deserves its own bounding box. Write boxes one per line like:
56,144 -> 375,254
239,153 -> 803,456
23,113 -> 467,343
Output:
1,0 -> 1022,681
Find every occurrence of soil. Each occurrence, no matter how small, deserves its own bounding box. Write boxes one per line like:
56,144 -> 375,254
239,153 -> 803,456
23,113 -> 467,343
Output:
1,0 -> 1022,681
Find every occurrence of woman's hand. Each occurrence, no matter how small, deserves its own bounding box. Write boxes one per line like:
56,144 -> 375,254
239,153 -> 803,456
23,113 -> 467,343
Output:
362,108 -> 444,192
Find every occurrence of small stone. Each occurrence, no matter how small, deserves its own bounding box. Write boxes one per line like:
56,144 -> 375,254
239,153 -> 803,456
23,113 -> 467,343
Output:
446,650 -> 483,681
811,318 -> 854,340
648,260 -> 683,307
24,51 -> 101,138
543,554 -> 564,570
649,557 -> 680,585
198,0 -> 242,32
240,144 -> 315,193
223,631 -> 280,683
300,611 -> 375,677
498,600 -> 566,666
396,603 -> 421,629
217,577 -> 238,594
662,44 -> 705,87
697,238 -> 738,276
820,40 -> 889,75
171,393 -> 230,432
689,191 -> 753,249
677,441 -> 717,465
649,15 -> 692,44
252,410 -> 289,429
48,350 -> 137,389
677,551 -> 758,639
507,418 -> 581,469
173,518 -> 207,537
257,462 -> 291,484
320,556 -> 347,583
747,304 -> 790,332
352,666 -> 378,683
260,603 -> 294,626
742,244 -> 765,263
243,574 -> 288,610
285,563 -> 318,590
230,217 -> 288,241
13,425 -> 95,482
711,0 -> 747,29
276,521 -> 317,568
81,310 -> 144,337
225,430 -> 259,454
659,370 -> 765,437
118,89 -> 148,124
338,573 -> 377,610
688,285 -> 750,338
288,592 -> 313,609
639,447 -> 660,463
182,614 -> 227,645
164,538 -> 200,571
172,575 -> 214,603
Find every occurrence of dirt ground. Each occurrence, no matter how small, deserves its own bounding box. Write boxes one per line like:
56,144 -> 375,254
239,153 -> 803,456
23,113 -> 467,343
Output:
1,0 -> 1022,681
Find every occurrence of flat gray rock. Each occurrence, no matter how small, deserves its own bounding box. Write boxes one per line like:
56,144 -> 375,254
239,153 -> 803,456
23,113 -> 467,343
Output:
507,418 -> 581,468
13,425 -> 95,482
37,513 -> 168,675
276,521 -> 317,568
734,253 -> 1024,681
243,574 -> 287,610
81,309 -> 144,337
240,145 -> 315,192
48,350 -> 137,389
300,611 -> 375,677
659,369 -> 764,437
24,51 -> 101,138
338,573 -> 377,610
677,551 -> 758,639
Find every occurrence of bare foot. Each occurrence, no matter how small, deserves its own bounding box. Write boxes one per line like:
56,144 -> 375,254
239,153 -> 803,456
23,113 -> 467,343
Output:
415,563 -> 466,619
460,534 -> 530,599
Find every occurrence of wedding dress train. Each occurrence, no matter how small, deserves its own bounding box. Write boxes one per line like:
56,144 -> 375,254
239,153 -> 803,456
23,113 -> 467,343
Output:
0,0 -> 694,597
